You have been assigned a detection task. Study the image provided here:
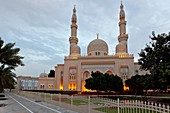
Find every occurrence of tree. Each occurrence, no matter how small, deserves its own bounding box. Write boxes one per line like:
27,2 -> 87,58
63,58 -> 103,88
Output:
113,75 -> 124,92
0,39 -> 24,68
125,75 -> 145,90
0,38 -> 24,92
85,72 -> 103,91
0,66 -> 16,91
138,32 -> 170,90
85,72 -> 123,92
48,70 -> 55,77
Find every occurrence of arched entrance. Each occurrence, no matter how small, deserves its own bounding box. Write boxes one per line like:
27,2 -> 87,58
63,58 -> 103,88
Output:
82,71 -> 90,92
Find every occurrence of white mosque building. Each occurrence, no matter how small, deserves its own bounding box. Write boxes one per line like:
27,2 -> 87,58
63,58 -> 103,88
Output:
37,2 -> 147,92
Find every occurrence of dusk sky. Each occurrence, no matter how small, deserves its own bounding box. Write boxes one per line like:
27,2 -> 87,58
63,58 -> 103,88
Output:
1,0 -> 170,76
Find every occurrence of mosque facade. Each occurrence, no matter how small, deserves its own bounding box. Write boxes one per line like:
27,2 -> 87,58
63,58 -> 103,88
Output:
37,2 -> 147,92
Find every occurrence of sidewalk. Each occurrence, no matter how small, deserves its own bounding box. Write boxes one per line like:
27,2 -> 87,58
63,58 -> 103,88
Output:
0,95 -> 25,113
0,93 -> 102,113
0,93 -> 78,113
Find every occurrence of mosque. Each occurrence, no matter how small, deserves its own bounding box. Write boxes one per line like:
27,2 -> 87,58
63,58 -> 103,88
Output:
37,2 -> 147,92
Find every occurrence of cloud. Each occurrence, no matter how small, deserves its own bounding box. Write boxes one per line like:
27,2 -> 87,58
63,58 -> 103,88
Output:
0,0 -> 170,76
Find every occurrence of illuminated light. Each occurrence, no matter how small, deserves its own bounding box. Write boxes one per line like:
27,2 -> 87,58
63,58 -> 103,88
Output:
72,56 -> 77,59
60,86 -> 63,90
118,53 -> 128,58
78,92 -> 81,94
68,83 -> 76,90
83,87 -> 90,92
48,85 -> 53,89
82,82 -> 90,92
123,83 -> 129,91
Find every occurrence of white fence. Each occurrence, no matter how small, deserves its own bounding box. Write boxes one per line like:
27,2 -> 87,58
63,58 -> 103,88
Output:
118,98 -> 170,113
16,91 -> 170,113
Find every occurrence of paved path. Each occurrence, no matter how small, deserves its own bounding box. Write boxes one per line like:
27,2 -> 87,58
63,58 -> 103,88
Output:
0,93 -> 78,113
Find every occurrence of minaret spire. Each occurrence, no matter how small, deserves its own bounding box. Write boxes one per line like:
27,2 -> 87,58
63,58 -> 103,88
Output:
119,0 -> 127,37
97,33 -> 99,39
69,6 -> 81,57
70,5 -> 78,44
120,1 -> 125,22
72,5 -> 77,23
116,1 -> 129,55
120,0 -> 123,9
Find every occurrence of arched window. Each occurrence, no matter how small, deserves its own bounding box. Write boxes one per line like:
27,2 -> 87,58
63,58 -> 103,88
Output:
83,71 -> 90,80
95,52 -> 97,56
106,70 -> 112,75
120,66 -> 129,82
98,52 -> 100,56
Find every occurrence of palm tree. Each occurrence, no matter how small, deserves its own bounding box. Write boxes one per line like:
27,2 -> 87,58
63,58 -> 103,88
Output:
0,38 -> 24,92
0,38 -> 24,68
0,65 -> 16,92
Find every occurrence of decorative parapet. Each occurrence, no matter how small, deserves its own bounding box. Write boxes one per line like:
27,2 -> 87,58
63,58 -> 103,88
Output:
116,53 -> 133,58
64,54 -> 133,59
64,56 -> 78,59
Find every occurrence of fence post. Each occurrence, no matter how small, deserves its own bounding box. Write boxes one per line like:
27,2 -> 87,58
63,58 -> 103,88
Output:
88,96 -> 90,113
149,102 -> 151,113
117,98 -> 120,113
151,102 -> 153,113
167,105 -> 169,113
59,94 -> 61,105
145,101 -> 147,113
36,92 -> 39,101
163,104 -> 165,113
71,95 -> 73,107
159,103 -> 161,113
155,103 -> 157,113
139,101 -> 143,113
51,93 -> 52,103
45,93 -> 46,101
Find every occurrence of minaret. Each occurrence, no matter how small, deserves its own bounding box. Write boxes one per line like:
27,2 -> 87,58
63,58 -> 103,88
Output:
116,1 -> 128,55
69,6 -> 81,57
69,5 -> 78,45
119,1 -> 126,36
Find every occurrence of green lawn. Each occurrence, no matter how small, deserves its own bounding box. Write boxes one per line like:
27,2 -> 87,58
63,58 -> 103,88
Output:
63,99 -> 88,105
72,99 -> 88,105
94,107 -> 162,113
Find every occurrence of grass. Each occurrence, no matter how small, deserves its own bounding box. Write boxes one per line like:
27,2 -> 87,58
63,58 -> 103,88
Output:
94,107 -> 117,113
103,95 -> 148,101
93,101 -> 105,105
64,99 -> 88,105
94,107 -> 160,113
73,100 -> 88,105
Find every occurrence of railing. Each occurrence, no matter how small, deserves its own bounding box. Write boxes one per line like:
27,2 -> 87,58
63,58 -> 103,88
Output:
118,99 -> 170,113
64,54 -> 134,59
16,91 -> 170,113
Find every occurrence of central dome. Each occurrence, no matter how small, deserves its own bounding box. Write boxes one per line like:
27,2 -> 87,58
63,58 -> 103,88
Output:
87,38 -> 108,56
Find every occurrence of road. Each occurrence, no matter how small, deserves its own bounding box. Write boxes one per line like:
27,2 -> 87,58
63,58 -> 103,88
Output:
0,93 -> 78,113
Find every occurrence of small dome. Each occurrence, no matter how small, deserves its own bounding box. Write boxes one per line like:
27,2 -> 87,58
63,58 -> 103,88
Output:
39,72 -> 48,78
87,38 -> 108,54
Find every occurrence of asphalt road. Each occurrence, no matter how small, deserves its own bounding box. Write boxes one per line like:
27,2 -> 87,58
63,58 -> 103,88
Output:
0,93 -> 78,113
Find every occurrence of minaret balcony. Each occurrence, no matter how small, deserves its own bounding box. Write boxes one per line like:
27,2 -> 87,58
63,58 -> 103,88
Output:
116,53 -> 133,58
